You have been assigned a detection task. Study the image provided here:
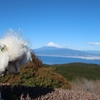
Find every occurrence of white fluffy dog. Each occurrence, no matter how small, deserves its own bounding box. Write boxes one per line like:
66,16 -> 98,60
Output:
0,30 -> 32,75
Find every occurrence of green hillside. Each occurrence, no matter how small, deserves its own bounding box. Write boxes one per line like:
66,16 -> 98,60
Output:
45,63 -> 100,81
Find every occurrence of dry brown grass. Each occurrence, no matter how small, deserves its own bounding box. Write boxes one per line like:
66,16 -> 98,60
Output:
71,78 -> 100,93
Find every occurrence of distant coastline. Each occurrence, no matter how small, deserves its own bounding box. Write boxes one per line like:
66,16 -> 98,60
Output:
37,55 -> 100,65
36,54 -> 100,60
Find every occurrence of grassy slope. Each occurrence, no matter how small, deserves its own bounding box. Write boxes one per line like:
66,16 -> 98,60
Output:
45,63 -> 100,81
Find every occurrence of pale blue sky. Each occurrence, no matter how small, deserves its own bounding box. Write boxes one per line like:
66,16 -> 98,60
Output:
0,0 -> 100,50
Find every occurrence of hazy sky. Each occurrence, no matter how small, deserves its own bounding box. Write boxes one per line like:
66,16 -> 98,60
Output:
0,0 -> 100,50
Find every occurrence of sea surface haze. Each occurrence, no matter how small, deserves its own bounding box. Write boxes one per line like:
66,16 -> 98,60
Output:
38,56 -> 100,65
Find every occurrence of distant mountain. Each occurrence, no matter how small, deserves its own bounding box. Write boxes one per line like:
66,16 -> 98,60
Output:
33,46 -> 100,60
85,50 -> 100,54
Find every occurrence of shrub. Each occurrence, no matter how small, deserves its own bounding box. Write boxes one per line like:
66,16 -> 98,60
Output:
0,65 -> 71,89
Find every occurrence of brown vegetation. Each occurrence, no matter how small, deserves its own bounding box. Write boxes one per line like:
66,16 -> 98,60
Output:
71,78 -> 100,93
0,53 -> 100,99
0,53 -> 72,99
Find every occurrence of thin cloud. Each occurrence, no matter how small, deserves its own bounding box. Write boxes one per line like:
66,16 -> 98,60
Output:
88,42 -> 100,45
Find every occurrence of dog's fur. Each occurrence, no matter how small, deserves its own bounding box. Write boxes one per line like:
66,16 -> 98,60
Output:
0,30 -> 32,75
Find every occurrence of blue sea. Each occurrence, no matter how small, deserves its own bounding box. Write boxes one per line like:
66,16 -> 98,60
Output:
38,56 -> 100,65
